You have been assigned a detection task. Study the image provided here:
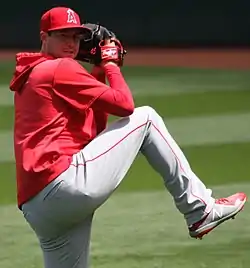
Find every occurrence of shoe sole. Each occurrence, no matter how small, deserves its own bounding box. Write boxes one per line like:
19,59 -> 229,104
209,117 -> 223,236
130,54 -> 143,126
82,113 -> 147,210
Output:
189,196 -> 247,239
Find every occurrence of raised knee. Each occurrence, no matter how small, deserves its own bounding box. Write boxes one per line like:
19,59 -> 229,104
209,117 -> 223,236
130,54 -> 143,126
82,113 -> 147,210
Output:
135,105 -> 156,113
135,105 -> 158,117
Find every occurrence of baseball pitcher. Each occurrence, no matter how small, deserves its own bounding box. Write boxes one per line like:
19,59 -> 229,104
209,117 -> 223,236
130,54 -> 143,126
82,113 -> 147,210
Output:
9,6 -> 247,268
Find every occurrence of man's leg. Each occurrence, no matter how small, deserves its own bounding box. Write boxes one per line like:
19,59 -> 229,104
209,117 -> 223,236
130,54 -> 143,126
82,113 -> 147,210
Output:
39,215 -> 94,268
22,178 -> 94,268
76,106 -> 213,221
74,106 -> 246,238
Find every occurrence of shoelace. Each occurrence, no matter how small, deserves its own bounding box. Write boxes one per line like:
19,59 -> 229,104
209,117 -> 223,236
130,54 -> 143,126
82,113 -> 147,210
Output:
216,197 -> 229,204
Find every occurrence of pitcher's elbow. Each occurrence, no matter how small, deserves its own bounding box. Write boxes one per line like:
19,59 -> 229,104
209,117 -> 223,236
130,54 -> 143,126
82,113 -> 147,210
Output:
126,101 -> 135,115
119,102 -> 134,117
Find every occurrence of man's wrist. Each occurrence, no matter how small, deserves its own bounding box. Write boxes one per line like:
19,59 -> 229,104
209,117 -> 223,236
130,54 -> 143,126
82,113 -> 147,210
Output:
100,61 -> 118,68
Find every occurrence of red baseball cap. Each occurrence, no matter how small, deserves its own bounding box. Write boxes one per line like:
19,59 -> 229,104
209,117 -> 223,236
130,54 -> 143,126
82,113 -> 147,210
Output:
40,7 -> 85,32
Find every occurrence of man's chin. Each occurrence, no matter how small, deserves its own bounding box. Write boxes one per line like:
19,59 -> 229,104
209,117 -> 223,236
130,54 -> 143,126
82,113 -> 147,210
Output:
61,52 -> 76,58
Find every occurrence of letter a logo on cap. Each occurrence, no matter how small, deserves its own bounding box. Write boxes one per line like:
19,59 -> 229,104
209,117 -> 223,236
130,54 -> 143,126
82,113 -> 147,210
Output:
67,9 -> 77,24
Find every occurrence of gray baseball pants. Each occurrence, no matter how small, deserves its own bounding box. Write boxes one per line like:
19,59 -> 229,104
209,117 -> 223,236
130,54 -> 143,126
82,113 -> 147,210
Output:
22,106 -> 215,268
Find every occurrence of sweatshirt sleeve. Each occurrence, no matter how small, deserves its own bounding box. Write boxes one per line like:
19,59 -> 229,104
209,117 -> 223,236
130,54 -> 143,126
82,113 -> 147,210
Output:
90,66 -> 106,84
53,58 -> 134,117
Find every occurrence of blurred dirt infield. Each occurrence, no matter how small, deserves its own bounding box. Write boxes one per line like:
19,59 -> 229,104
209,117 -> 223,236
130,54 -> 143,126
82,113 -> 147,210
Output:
0,48 -> 250,69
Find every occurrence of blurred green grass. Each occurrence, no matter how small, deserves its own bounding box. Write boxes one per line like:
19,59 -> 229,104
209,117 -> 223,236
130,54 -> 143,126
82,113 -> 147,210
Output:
134,90 -> 250,118
0,63 -> 250,205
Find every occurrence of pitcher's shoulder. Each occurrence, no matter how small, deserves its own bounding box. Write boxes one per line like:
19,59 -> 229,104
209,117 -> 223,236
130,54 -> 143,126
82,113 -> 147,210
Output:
33,58 -> 80,74
56,57 -> 83,68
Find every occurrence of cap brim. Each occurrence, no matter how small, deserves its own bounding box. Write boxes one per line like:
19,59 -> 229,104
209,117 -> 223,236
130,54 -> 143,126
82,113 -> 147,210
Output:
47,25 -> 88,32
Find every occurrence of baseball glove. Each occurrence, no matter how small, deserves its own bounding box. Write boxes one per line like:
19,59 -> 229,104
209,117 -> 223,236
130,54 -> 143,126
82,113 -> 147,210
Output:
75,23 -> 127,66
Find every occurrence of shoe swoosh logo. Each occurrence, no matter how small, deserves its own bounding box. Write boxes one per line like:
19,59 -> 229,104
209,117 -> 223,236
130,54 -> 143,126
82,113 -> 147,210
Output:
213,198 -> 243,219
213,209 -> 223,219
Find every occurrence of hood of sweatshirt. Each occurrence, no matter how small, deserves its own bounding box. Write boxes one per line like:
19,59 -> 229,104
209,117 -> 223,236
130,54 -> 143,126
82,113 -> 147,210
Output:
9,52 -> 53,92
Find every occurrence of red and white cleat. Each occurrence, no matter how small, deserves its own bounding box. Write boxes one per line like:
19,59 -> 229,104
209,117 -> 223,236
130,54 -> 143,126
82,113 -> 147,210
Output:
188,192 -> 247,239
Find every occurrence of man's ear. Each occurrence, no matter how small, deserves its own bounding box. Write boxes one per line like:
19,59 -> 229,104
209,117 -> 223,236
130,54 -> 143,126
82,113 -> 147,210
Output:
40,31 -> 48,42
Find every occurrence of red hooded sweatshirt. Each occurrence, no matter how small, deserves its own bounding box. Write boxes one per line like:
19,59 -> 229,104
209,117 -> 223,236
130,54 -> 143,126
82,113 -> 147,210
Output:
9,52 -> 134,208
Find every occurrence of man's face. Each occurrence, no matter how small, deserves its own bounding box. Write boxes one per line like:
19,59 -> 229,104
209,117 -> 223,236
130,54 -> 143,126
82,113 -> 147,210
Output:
42,28 -> 83,58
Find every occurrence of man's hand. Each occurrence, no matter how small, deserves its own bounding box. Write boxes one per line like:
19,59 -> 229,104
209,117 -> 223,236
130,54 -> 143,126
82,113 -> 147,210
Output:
100,40 -> 119,67
75,23 -> 127,66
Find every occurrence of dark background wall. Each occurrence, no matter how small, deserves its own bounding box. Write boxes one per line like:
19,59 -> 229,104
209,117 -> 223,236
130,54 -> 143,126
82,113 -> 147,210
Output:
1,0 -> 250,49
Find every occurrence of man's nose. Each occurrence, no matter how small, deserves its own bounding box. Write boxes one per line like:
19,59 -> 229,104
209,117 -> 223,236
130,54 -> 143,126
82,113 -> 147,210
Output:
65,36 -> 76,46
